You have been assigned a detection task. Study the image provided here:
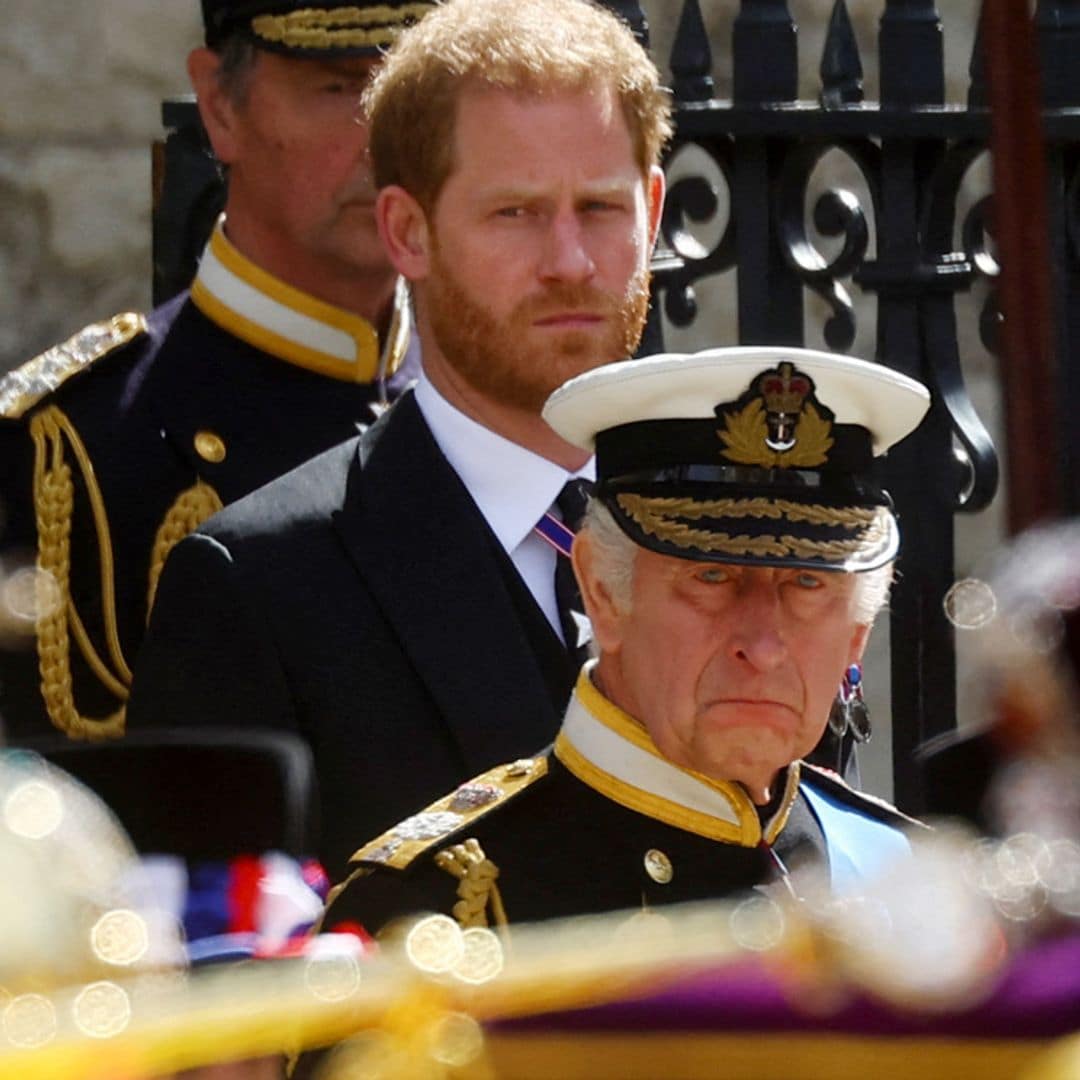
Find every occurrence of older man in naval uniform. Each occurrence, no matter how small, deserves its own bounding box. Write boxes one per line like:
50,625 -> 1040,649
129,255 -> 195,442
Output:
320,347 -> 929,935
0,0 -> 429,741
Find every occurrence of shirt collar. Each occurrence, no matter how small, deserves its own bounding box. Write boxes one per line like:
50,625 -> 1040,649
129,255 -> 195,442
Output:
190,215 -> 410,384
554,662 -> 800,848
414,368 -> 595,555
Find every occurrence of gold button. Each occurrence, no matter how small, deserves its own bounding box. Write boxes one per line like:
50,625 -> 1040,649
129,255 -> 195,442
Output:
644,849 -> 673,885
194,430 -> 227,463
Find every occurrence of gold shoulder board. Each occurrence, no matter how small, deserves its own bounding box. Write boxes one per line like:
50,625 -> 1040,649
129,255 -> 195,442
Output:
0,313 -> 147,420
351,756 -> 549,872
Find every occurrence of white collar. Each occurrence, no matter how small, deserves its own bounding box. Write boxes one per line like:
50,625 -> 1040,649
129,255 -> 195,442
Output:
414,369 -> 594,555
554,662 -> 800,847
190,216 -> 410,383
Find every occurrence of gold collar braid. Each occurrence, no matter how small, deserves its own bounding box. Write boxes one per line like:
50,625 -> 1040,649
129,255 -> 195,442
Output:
556,668 -> 800,847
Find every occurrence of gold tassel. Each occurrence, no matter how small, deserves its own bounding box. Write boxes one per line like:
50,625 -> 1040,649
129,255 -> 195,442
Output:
434,840 -> 508,932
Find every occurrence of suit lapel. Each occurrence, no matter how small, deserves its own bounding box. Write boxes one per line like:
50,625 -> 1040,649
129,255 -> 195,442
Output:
332,393 -> 561,771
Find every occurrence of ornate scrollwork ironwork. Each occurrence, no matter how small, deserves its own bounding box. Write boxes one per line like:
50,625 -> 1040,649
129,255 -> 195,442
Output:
918,142 -> 999,513
774,138 -> 879,353
656,136 -> 737,328
959,194 -> 999,358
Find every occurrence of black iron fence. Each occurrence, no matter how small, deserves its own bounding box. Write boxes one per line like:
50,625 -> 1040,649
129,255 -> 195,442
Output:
152,0 -> 1080,810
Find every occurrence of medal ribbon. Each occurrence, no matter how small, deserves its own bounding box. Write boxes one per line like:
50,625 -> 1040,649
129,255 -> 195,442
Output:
533,512 -> 575,559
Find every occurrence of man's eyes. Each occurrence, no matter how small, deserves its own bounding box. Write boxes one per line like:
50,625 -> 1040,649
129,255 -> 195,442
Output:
490,202 -> 626,218
696,567 -> 730,585
693,568 -> 826,587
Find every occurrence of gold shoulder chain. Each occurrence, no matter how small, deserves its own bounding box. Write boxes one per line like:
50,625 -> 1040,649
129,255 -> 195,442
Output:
147,483 -> 223,617
27,407 -> 228,738
30,406 -> 129,739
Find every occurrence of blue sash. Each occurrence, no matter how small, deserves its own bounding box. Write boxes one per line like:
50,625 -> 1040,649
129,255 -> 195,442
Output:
801,784 -> 911,894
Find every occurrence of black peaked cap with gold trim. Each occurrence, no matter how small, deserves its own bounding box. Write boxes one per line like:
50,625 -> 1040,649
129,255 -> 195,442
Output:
543,347 -> 931,573
201,1 -> 436,56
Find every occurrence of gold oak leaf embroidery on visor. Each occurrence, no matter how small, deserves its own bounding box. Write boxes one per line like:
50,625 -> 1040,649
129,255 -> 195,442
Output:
615,493 -> 888,561
718,397 -> 834,468
251,3 -> 433,48
618,495 -> 879,529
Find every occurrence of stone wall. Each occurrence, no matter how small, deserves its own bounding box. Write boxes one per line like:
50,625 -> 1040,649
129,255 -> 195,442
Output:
0,1 -> 200,370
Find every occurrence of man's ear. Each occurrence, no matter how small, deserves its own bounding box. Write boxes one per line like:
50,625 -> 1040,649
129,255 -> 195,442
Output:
645,163 -> 665,252
848,622 -> 871,667
571,530 -> 627,655
376,186 -> 432,281
187,47 -> 242,165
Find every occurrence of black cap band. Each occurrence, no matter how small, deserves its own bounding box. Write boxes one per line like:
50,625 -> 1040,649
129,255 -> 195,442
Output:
595,418 -> 877,482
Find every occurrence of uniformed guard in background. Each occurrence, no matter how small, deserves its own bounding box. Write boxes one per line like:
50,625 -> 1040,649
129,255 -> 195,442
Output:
321,347 -> 929,936
0,0 -> 433,741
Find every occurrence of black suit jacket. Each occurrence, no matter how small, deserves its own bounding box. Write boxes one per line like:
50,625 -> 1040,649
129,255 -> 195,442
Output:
127,392 -> 575,876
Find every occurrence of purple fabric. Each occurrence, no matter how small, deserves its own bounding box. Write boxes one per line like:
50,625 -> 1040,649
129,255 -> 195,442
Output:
499,933 -> 1080,1040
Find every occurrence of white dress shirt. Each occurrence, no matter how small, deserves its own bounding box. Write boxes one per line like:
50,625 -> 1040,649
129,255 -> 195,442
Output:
414,370 -> 594,643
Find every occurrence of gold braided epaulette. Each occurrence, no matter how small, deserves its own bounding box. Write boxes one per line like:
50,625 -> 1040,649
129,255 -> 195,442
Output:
0,313 -> 147,420
351,756 -> 548,872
